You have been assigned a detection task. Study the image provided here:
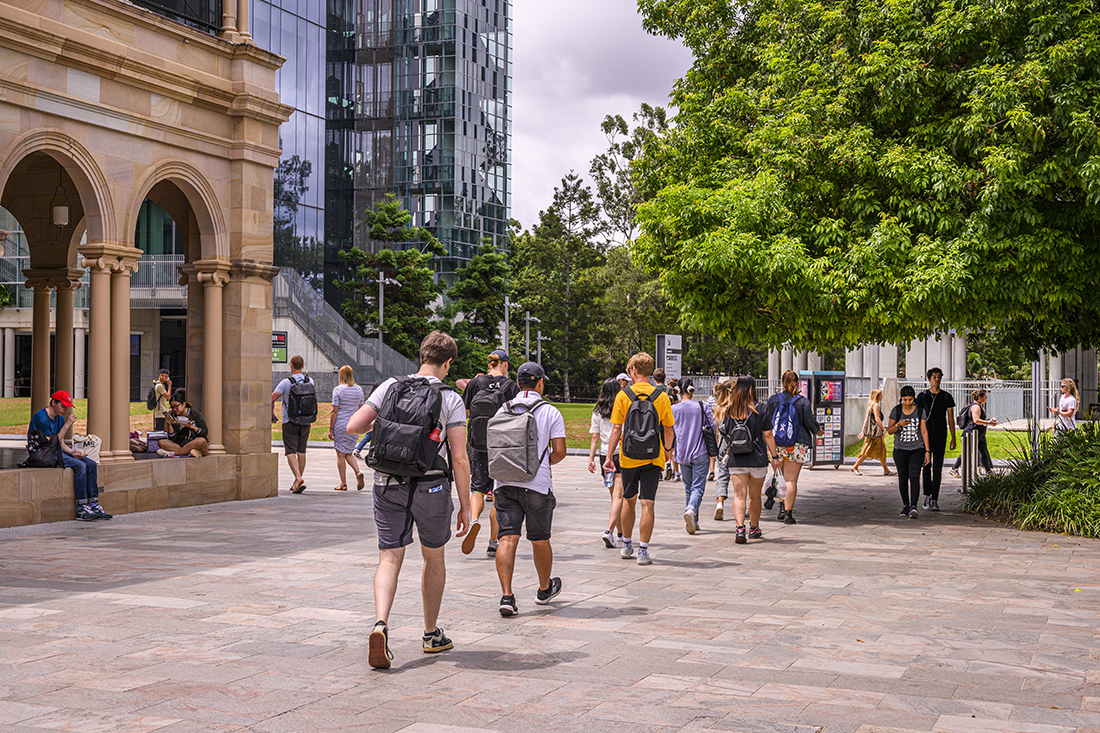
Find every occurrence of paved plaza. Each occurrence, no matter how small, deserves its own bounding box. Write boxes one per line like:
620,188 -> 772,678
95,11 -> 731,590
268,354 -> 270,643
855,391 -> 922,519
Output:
1,450 -> 1098,733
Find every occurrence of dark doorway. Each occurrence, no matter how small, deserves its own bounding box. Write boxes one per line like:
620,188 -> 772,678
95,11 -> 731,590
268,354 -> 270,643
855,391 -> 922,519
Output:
159,314 -> 186,391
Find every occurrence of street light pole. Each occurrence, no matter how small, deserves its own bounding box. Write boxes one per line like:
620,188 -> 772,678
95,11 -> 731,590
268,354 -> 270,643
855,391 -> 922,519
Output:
537,331 -> 551,366
524,311 -> 541,362
376,270 -> 402,348
503,295 -> 510,355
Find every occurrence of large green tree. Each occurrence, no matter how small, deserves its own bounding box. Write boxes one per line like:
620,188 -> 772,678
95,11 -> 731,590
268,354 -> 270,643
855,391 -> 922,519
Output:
435,241 -> 511,380
634,0 -> 1100,354
336,194 -> 444,359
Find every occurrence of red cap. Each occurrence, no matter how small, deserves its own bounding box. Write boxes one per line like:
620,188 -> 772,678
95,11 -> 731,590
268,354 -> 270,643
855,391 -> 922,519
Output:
51,390 -> 74,408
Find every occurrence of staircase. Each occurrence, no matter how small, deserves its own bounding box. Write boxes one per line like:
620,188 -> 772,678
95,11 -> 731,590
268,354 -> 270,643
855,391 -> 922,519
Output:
273,268 -> 416,384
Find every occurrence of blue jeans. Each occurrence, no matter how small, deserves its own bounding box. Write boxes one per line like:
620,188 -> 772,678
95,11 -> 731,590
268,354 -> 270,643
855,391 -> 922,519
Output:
681,453 -> 710,518
355,431 -> 372,452
63,453 -> 99,505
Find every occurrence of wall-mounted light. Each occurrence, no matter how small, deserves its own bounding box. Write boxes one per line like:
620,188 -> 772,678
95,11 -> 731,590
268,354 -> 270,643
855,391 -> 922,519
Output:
51,166 -> 70,229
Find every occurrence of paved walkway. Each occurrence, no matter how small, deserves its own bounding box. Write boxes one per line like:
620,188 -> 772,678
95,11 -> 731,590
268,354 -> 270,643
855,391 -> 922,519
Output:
1,450 -> 1098,733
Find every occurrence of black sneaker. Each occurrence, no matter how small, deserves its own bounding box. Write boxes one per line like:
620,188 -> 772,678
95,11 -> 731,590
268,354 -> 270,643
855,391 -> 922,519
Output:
499,595 -> 518,617
784,510 -> 797,525
534,577 -> 562,605
777,506 -> 787,521
748,525 -> 763,539
75,505 -> 97,522
368,621 -> 393,669
922,495 -> 931,510
735,527 -> 747,544
899,505 -> 910,517
422,627 -> 453,654
930,499 -> 940,511
90,504 -> 112,520
486,539 -> 499,557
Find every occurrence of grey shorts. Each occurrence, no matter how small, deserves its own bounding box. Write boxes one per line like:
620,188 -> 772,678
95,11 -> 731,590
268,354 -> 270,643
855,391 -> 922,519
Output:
373,474 -> 454,550
282,422 -> 311,455
494,485 -> 556,542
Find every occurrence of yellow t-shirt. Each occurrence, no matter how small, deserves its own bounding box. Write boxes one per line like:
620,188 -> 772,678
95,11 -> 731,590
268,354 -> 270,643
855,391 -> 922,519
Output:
611,382 -> 675,469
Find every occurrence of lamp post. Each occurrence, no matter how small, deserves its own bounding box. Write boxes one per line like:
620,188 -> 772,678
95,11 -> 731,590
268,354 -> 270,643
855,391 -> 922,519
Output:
503,295 -> 510,355
524,311 -> 541,361
377,270 -> 402,348
537,331 -> 551,366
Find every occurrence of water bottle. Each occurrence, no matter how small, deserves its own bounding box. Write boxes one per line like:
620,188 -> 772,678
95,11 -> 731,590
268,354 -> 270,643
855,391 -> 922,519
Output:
604,471 -> 615,488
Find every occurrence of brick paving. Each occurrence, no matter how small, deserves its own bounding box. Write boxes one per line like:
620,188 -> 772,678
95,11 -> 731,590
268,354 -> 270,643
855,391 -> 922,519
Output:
1,449 -> 1098,732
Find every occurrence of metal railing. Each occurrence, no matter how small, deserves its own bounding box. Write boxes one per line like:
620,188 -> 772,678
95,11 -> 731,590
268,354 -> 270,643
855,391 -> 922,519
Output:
272,267 -> 416,384
129,254 -> 187,308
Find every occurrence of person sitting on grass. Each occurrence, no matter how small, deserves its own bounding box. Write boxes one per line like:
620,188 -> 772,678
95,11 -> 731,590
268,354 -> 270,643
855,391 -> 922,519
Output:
157,390 -> 210,458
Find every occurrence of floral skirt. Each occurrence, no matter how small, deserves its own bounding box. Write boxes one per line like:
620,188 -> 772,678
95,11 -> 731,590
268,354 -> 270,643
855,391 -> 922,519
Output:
777,443 -> 811,464
857,436 -> 887,462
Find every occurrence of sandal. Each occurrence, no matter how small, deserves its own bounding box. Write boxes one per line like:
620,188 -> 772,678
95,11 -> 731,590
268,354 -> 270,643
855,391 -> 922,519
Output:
849,468 -> 862,476
356,473 -> 365,491
290,479 -> 306,494
334,485 -> 348,491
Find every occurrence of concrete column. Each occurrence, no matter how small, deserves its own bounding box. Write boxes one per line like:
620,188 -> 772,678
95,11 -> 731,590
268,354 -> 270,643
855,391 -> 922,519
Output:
806,350 -> 823,372
74,328 -> 86,399
952,334 -> 967,382
906,340 -> 926,381
781,348 -> 793,374
881,343 -> 899,379
1049,351 -> 1062,384
54,286 -> 75,396
197,264 -> 230,455
30,284 -> 51,412
85,263 -> 112,454
938,333 -> 952,380
845,347 -> 864,378
866,345 -> 881,392
794,350 -> 809,372
110,260 -> 138,463
3,327 -> 12,398
1081,348 -> 1098,399
768,349 -> 781,382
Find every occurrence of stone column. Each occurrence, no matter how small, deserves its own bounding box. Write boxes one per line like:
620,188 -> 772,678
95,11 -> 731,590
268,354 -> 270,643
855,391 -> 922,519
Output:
906,340 -> 926,381
82,257 -> 113,456
938,334 -> 952,379
110,256 -> 139,462
952,334 -> 967,382
845,347 -> 864,378
236,0 -> 251,40
3,327 -> 13,398
806,350 -> 823,372
54,285 -> 76,396
195,261 -> 231,455
29,281 -> 51,411
180,264 -> 205,410
780,348 -> 793,374
881,343 -> 900,380
767,349 -> 780,382
74,328 -> 86,399
794,351 -> 808,372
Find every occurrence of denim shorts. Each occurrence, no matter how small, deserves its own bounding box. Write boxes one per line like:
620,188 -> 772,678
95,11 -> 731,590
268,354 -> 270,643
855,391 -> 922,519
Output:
493,485 -> 556,541
373,475 -> 454,550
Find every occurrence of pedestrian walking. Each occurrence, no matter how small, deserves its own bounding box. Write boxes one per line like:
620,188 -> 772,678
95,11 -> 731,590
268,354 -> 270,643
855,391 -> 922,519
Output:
588,377 -> 623,548
671,382 -> 716,535
766,370 -> 823,524
851,388 -> 891,476
723,375 -> 780,543
346,331 -> 472,670
462,349 -> 518,556
488,362 -> 567,616
156,390 -> 210,457
30,390 -> 110,521
1049,378 -> 1078,437
329,365 -> 365,491
917,367 -> 956,510
706,381 -> 721,480
271,355 -> 317,493
711,380 -> 733,520
602,352 -> 675,565
887,385 -> 930,518
951,389 -> 996,476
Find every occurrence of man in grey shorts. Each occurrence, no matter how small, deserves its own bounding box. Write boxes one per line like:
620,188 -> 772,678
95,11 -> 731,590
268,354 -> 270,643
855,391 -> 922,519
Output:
347,331 -> 471,669
271,354 -> 311,493
492,362 -> 567,617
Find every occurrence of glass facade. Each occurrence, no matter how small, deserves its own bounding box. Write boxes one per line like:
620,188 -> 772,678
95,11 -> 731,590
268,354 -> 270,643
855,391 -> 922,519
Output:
255,0 -> 511,307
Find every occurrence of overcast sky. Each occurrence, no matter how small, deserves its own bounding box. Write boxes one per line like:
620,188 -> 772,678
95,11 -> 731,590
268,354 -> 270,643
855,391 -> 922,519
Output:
511,2 -> 695,231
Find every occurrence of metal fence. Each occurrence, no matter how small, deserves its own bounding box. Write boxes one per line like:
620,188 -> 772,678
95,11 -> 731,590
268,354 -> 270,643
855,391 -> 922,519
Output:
273,267 -> 416,385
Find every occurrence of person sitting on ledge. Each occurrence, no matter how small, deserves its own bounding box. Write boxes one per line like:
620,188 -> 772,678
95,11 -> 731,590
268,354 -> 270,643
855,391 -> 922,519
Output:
30,390 -> 111,521
157,390 -> 209,458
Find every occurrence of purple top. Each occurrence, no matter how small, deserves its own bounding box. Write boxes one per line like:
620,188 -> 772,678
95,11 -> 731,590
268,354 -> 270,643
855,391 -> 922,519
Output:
671,399 -> 715,463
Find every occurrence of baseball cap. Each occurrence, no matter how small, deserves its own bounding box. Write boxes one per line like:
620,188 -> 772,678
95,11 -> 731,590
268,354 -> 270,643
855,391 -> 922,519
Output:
616,372 -> 629,381
51,389 -> 74,408
517,361 -> 546,385
489,349 -> 510,363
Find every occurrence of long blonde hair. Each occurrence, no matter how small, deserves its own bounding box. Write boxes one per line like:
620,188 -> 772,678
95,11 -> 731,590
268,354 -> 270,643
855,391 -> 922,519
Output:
713,380 -> 733,423
338,365 -> 355,386
1062,378 -> 1079,402
866,388 -> 883,414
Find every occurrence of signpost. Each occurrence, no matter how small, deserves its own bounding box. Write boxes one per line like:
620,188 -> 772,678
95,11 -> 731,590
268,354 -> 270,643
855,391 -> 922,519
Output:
802,370 -> 845,468
272,331 -> 287,363
655,334 -> 682,381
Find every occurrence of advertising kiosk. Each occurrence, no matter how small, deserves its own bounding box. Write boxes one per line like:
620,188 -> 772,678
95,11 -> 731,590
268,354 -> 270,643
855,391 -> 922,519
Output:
800,370 -> 845,468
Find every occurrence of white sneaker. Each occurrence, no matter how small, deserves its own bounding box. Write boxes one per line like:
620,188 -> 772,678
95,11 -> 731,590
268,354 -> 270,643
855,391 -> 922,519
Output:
636,548 -> 652,565
156,448 -> 172,458
949,468 -> 961,479
714,504 -> 724,521
620,544 -> 634,559
683,508 -> 696,535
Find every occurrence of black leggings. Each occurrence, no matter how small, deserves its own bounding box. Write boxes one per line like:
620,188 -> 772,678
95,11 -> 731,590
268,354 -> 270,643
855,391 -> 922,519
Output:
894,448 -> 923,509
951,428 -> 993,472
922,432 -> 947,500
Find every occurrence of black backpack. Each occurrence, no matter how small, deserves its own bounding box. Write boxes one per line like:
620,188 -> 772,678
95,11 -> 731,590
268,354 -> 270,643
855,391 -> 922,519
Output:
467,376 -> 513,452
724,414 -> 756,455
957,402 -> 973,430
24,429 -> 63,468
145,382 -> 159,411
285,374 -> 318,425
367,376 -> 454,479
621,386 -> 663,461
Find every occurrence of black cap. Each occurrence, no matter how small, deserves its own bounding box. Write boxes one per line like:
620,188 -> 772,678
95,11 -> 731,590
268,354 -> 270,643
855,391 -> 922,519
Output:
517,361 -> 546,386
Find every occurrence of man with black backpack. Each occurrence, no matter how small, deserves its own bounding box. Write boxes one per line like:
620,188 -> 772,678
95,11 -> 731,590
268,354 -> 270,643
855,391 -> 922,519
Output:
461,349 -> 518,556
346,331 -> 471,670
271,355 -> 317,494
602,352 -> 675,566
486,361 -> 567,616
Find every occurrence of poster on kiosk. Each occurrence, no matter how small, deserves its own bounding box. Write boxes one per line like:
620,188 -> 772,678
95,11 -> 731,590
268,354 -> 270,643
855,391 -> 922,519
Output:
800,370 -> 845,468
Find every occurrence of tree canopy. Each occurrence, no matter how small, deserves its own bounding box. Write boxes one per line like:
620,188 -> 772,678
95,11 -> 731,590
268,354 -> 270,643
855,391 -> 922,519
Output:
634,0 -> 1100,354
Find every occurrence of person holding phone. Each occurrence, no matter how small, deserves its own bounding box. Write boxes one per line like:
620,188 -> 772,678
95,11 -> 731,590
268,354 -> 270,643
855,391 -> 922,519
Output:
156,390 -> 209,457
887,385 -> 930,518
951,389 -> 996,476
1048,378 -> 1078,437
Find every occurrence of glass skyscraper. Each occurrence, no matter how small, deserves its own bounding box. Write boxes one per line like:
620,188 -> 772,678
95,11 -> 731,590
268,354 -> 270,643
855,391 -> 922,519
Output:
254,0 -> 512,309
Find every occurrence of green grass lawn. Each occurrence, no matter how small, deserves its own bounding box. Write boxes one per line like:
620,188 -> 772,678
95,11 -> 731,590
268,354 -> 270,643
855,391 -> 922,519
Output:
844,430 -> 1029,461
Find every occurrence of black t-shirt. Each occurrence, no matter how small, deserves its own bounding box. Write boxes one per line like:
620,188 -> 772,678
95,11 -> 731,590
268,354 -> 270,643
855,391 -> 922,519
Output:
916,389 -> 956,436
724,402 -> 771,468
462,373 -> 519,411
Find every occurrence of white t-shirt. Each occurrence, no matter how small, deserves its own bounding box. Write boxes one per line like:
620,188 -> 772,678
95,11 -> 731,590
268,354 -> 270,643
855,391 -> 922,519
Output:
1058,395 -> 1077,431
494,390 -> 566,495
366,374 -> 467,469
589,410 -> 613,456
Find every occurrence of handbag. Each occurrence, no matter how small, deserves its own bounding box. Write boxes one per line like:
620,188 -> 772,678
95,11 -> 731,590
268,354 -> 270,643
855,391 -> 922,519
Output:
24,430 -> 64,468
862,408 -> 884,439
699,401 -> 719,457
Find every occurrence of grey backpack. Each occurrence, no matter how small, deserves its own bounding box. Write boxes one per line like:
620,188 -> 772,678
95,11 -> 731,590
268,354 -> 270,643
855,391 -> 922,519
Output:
486,398 -> 550,483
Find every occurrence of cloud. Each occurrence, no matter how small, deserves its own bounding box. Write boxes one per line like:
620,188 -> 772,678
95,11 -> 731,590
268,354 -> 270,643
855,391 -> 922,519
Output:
511,1 -> 694,230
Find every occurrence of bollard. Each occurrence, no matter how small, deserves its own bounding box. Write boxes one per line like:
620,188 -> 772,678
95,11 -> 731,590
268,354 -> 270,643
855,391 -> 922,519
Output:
960,431 -> 979,492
